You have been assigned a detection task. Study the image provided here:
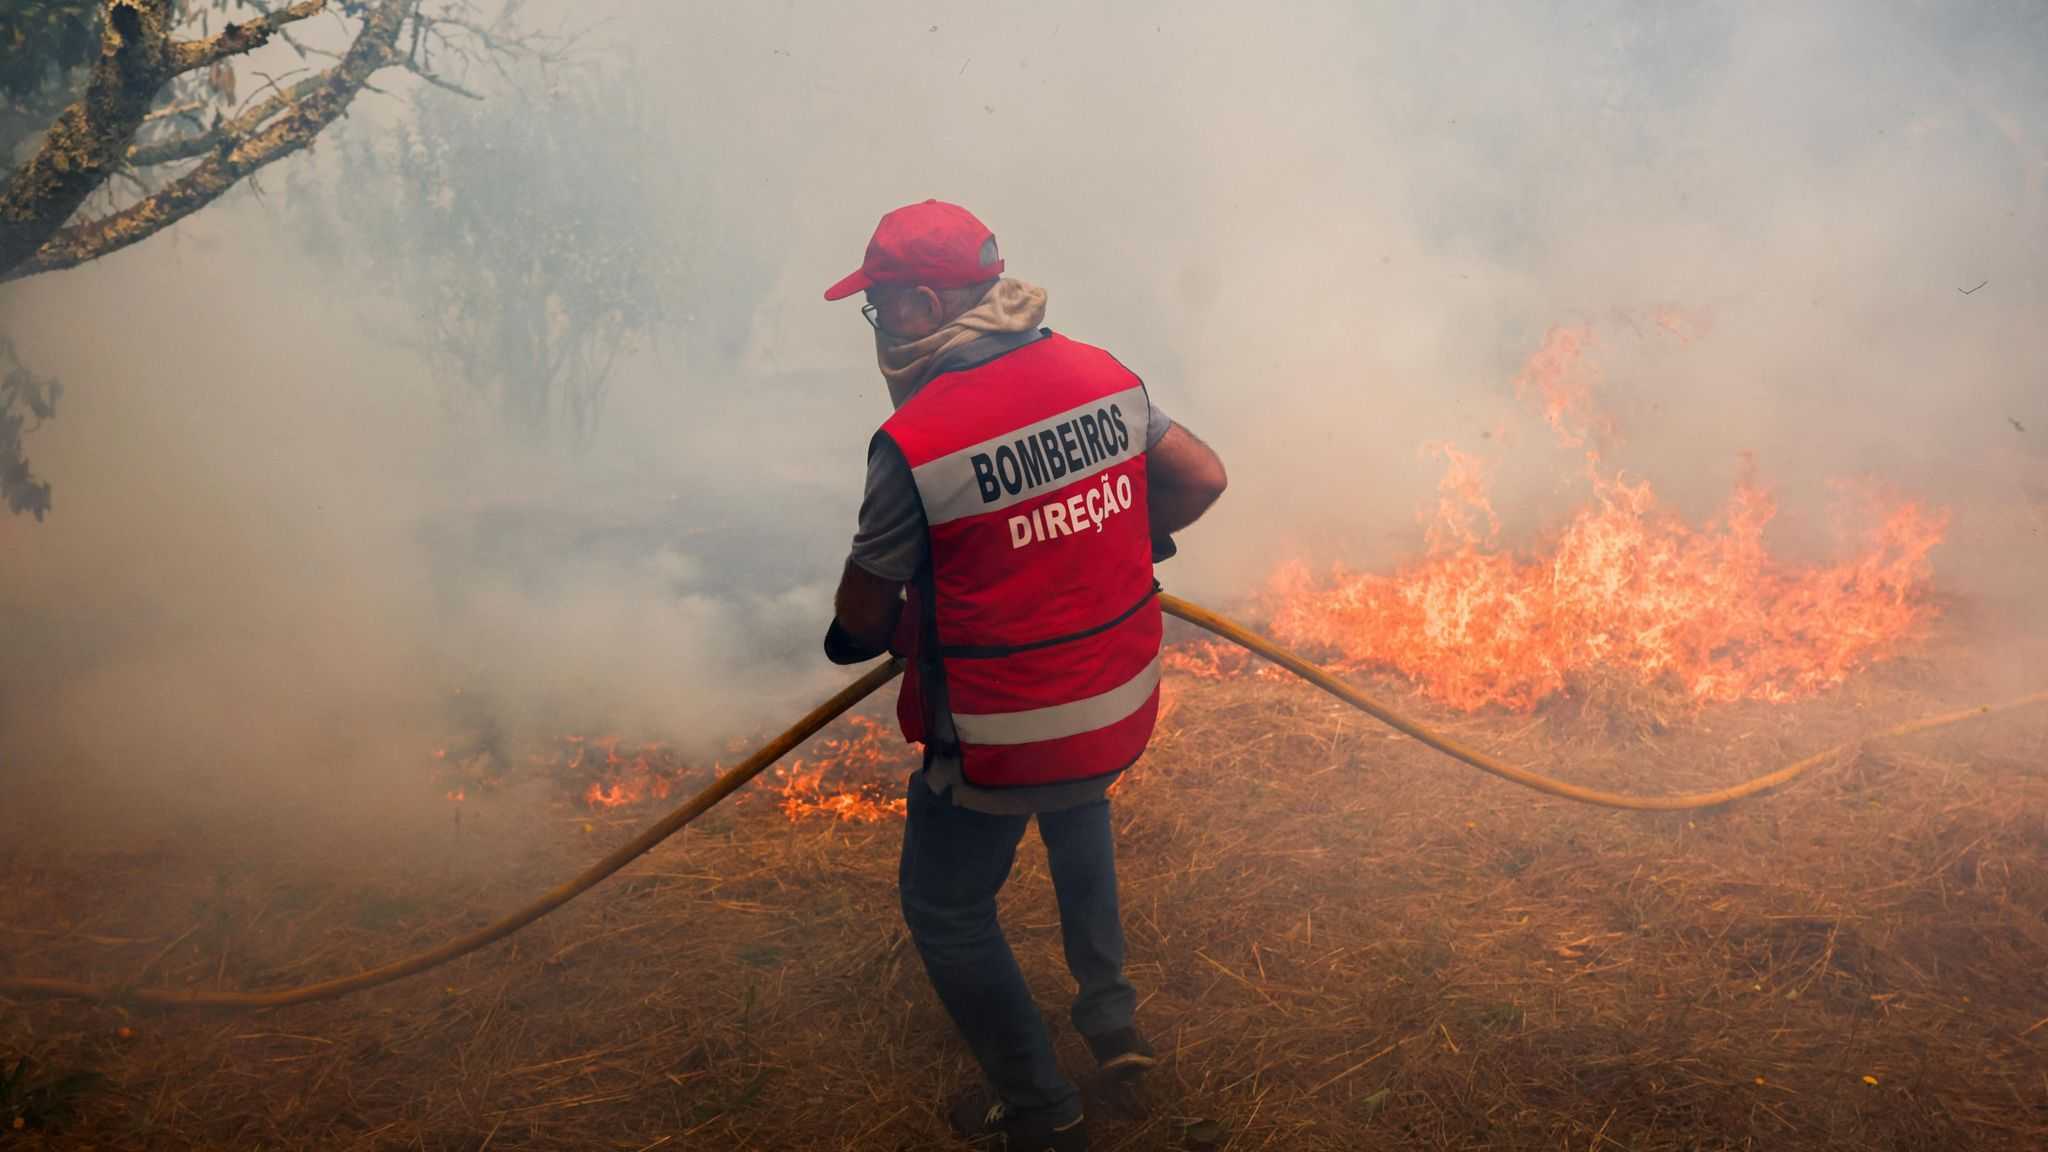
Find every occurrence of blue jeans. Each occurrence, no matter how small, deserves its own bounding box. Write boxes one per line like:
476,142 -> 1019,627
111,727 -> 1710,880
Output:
898,773 -> 1137,1125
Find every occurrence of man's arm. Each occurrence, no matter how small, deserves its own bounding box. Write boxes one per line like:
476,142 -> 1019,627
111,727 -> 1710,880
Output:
827,435 -> 921,662
832,558 -> 903,657
1147,421 -> 1228,540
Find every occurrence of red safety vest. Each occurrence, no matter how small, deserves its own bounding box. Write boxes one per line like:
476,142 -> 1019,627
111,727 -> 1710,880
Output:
879,332 -> 1162,789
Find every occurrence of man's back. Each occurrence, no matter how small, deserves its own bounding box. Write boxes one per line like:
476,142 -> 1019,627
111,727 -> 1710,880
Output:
877,331 -> 1165,795
822,200 -> 1224,1152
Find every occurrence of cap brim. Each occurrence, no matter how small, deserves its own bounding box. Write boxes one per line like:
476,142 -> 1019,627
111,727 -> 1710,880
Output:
823,268 -> 873,302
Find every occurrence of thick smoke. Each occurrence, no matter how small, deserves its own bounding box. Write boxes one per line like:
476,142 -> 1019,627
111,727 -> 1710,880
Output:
611,2 -> 2044,600
2,1 -> 2043,845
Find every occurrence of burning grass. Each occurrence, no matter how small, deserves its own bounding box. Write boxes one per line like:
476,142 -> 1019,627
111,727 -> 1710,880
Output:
1266,327 -> 1949,716
3,626 -> 2045,1149
428,713 -> 921,826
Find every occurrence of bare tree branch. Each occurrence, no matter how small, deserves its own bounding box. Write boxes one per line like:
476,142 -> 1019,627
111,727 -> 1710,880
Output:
142,99 -> 206,125
274,25 -> 344,64
166,0 -> 325,76
244,0 -> 344,62
0,1 -> 179,274
413,14 -> 522,59
239,67 -> 315,116
4,0 -> 414,282
128,64 -> 333,168
0,0 -> 354,278
128,67 -> 325,171
404,61 -> 482,100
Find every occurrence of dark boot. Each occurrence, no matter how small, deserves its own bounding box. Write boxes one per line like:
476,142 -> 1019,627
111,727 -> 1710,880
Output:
1084,1025 -> 1157,1078
947,1086 -> 1089,1151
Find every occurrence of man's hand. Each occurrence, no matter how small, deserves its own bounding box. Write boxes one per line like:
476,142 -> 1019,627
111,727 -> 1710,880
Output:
824,617 -> 886,664
831,557 -> 905,658
1146,422 -> 1228,550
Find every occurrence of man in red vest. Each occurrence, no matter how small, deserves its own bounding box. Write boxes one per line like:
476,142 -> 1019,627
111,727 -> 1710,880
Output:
824,201 -> 1227,1151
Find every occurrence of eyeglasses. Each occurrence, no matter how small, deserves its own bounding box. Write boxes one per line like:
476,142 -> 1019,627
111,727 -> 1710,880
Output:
861,302 -> 883,332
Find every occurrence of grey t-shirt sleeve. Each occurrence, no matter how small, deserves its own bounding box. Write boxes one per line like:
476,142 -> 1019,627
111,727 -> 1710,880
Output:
848,434 -> 926,583
1145,399 -> 1172,450
847,394 -> 1171,583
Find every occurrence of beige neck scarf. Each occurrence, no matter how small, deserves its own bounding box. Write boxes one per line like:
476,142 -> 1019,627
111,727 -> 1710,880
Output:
876,278 -> 1048,408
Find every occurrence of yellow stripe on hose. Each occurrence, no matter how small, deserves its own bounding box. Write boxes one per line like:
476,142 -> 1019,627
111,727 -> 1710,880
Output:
1160,593 -> 2047,812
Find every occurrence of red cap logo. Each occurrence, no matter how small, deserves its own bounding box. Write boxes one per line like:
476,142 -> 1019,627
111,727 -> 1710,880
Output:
824,200 -> 1005,301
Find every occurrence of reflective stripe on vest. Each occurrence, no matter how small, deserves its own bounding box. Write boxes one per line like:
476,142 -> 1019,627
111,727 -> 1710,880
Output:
951,653 -> 1161,745
879,332 -> 1162,790
908,384 -> 1149,526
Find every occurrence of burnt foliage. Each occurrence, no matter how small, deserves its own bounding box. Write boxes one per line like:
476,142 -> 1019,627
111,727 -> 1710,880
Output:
0,337 -> 60,520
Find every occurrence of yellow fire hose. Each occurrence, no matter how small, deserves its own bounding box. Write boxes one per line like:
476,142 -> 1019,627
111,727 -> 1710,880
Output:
2,593 -> 2042,1009
1161,596 -> 2048,811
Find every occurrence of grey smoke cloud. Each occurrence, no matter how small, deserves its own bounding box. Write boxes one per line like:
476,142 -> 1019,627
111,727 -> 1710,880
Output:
615,1 -> 2044,596
2,1 -> 2043,838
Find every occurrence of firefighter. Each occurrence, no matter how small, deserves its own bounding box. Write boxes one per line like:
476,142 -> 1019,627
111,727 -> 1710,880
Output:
823,201 -> 1227,1151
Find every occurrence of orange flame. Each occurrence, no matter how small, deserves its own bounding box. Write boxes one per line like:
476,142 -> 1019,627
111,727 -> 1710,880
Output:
1265,329 -> 1947,713
1423,440 -> 1501,552
771,716 -> 913,823
1513,325 -> 1607,456
575,737 -> 680,810
537,715 -> 916,820
1163,640 -> 1256,680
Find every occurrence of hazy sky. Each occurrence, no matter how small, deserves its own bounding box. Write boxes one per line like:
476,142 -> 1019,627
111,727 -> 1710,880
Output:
2,1 -> 2042,835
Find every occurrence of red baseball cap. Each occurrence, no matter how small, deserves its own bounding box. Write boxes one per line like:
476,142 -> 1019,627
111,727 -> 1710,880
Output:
823,200 -> 1005,301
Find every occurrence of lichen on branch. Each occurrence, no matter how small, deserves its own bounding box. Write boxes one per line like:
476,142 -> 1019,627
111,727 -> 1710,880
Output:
0,0 -> 371,282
